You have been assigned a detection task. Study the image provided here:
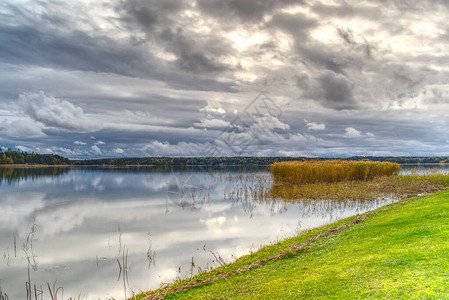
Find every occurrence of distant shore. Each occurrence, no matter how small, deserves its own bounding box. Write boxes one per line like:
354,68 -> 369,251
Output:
1,162 -> 449,168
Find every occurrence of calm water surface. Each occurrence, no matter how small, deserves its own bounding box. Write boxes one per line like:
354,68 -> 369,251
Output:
1,164 -> 447,299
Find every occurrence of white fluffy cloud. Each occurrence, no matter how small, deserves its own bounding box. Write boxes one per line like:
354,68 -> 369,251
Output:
18,91 -> 102,132
3,119 -> 46,138
194,118 -> 231,128
305,120 -> 326,131
143,141 -> 206,156
344,127 -> 362,138
200,103 -> 226,115
113,147 -> 125,154
344,127 -> 375,138
91,145 -> 102,155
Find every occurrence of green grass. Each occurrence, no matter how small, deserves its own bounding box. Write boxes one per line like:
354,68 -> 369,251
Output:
135,190 -> 449,299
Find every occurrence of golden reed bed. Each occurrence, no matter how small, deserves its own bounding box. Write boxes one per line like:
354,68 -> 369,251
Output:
271,160 -> 401,184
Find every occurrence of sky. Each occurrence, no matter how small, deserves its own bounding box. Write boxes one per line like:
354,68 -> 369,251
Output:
1,0 -> 449,159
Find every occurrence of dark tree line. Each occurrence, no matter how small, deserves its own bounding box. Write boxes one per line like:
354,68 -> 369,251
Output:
2,148 -> 449,166
72,156 -> 449,166
0,149 -> 71,165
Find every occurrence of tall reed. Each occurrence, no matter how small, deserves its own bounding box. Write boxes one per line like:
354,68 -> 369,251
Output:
271,160 -> 401,184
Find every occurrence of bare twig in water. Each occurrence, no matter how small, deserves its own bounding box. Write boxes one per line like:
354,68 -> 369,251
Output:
117,258 -> 122,281
117,243 -> 129,299
24,223 -> 39,300
0,286 -> 10,300
23,223 -> 39,271
34,284 -> 43,300
209,251 -> 226,266
147,233 -> 156,270
190,257 -> 195,280
47,281 -> 64,300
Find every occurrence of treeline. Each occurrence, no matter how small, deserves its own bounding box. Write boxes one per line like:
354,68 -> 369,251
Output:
350,156 -> 449,164
71,156 -> 301,166
2,148 -> 449,166
72,156 -> 449,166
0,149 -> 71,165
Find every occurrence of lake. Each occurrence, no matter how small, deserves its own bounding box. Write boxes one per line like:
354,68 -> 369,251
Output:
1,164 -> 447,299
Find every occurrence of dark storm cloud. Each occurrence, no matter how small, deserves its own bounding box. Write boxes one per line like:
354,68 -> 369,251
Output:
268,11 -> 317,41
0,1 -> 237,90
317,73 -> 356,110
297,71 -> 357,110
337,28 -> 356,46
158,28 -> 229,74
117,0 -> 235,75
0,24 -> 153,77
117,0 -> 186,34
311,1 -> 382,19
197,0 -> 304,22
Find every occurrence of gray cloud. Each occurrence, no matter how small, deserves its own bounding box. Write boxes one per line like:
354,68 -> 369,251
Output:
268,11 -> 317,41
158,28 -> 230,74
316,72 -> 356,110
1,0 -> 449,157
197,0 -> 306,22
18,91 -> 102,132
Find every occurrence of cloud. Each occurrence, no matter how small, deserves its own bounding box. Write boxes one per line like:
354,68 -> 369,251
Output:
194,118 -> 231,129
297,71 -> 358,110
344,127 -> 362,138
143,141 -> 205,156
255,115 -> 290,131
91,145 -> 102,155
197,0 -> 302,22
305,120 -> 326,131
94,141 -> 105,145
268,11 -> 317,41
74,141 -> 87,145
3,119 -> 46,138
158,28 -> 230,74
200,103 -> 227,115
344,127 -> 377,138
1,0 -> 449,157
316,73 -> 357,110
18,91 -> 102,132
113,147 -> 125,154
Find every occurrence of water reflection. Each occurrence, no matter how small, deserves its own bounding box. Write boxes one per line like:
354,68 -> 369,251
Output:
0,165 -> 436,299
0,167 -> 70,185
400,163 -> 449,174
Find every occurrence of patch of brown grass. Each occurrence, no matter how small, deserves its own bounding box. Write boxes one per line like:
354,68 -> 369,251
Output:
270,174 -> 449,202
271,160 -> 401,184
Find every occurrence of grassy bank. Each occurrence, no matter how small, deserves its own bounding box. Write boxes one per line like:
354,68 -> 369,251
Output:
136,190 -> 449,299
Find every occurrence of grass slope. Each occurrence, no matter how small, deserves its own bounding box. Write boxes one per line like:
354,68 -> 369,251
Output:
138,190 -> 449,299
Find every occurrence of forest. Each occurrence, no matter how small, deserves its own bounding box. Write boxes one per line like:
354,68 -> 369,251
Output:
72,156 -> 449,166
1,148 -> 449,166
0,149 -> 71,165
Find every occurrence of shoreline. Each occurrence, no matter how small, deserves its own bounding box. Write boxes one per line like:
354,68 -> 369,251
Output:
134,190 -> 449,299
1,162 -> 448,168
